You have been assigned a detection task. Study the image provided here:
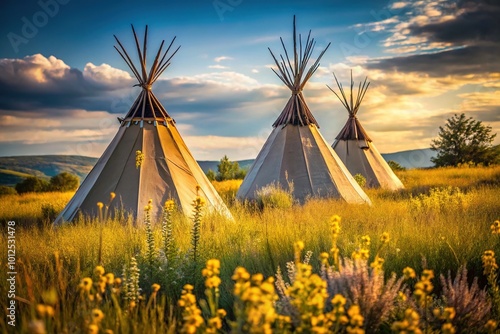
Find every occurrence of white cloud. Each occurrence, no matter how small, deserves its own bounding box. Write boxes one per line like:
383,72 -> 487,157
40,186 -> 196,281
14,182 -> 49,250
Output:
83,63 -> 132,83
214,56 -> 233,62
208,64 -> 228,69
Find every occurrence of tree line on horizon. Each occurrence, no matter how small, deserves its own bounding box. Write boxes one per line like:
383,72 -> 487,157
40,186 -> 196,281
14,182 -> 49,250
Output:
0,113 -> 498,196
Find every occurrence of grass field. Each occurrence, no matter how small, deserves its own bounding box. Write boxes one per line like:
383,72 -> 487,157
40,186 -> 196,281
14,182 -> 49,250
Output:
0,166 -> 499,333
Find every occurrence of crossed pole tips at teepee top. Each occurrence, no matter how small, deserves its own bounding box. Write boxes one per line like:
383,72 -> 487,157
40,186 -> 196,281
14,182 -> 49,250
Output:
269,16 -> 331,128
113,25 -> 181,122
328,70 -> 372,142
114,25 -> 181,90
327,70 -> 370,119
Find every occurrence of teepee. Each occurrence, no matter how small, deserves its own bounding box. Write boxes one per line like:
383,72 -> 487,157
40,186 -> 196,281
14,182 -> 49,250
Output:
237,18 -> 371,204
55,26 -> 231,224
329,71 -> 404,190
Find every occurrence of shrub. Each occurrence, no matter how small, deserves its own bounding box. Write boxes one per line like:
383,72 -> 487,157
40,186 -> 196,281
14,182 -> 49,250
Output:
206,169 -> 216,181
41,203 -> 57,222
409,186 -> 470,215
49,172 -> 80,192
388,160 -> 406,171
353,173 -> 367,188
15,176 -> 49,194
0,185 -> 16,195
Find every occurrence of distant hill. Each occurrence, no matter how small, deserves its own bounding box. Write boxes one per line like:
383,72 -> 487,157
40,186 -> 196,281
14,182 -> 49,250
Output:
198,159 -> 255,174
0,149 -> 436,187
0,155 -> 97,186
381,148 -> 436,169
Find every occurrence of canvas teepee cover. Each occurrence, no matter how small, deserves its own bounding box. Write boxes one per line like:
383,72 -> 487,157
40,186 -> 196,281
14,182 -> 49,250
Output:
55,26 -> 231,224
330,71 -> 404,190
237,18 -> 371,204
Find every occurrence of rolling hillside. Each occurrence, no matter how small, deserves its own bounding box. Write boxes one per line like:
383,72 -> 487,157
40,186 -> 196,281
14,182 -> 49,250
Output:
0,155 -> 97,186
0,148 -> 435,187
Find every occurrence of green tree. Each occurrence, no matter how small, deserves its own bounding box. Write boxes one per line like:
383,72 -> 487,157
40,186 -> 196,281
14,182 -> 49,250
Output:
430,113 -> 497,167
217,155 -> 240,181
15,176 -> 49,194
49,172 -> 80,192
387,160 -> 406,171
206,169 -> 217,181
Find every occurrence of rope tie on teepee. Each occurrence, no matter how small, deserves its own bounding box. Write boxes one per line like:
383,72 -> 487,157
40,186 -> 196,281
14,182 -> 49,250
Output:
140,83 -> 152,90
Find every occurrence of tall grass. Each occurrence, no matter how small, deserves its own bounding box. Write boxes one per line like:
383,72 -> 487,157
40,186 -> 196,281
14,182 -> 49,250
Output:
0,165 -> 499,332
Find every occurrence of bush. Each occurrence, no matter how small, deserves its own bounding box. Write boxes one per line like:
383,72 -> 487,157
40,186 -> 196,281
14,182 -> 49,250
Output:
15,176 -> 49,194
49,172 -> 80,192
0,185 -> 17,195
206,169 -> 216,181
256,182 -> 294,209
387,160 -> 406,171
41,203 -> 57,222
353,173 -> 367,187
211,155 -> 247,181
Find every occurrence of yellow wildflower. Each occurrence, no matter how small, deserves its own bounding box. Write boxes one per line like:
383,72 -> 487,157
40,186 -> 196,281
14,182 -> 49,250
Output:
205,276 -> 221,289
92,309 -> 104,323
164,199 -> 175,211
194,196 -> 206,207
361,235 -> 371,247
152,283 -> 161,293
360,248 -> 370,261
208,317 -> 222,329
217,309 -> 227,318
482,250 -> 499,276
403,267 -> 416,280
421,269 -> 434,281
380,232 -> 390,244
79,277 -> 93,292
105,273 -> 114,285
94,265 -> 105,277
332,294 -> 346,307
36,304 -> 46,317
251,273 -> 264,285
443,307 -> 456,320
88,324 -> 99,334
330,215 -> 341,236
491,220 -> 500,234
97,202 -> 104,210
485,319 -> 498,332
110,192 -> 116,200
441,322 -> 456,334
370,256 -> 384,271
320,252 -> 329,265
231,267 -> 250,281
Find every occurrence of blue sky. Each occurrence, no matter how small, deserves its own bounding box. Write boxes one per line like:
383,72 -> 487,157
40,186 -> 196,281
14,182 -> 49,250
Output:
0,0 -> 499,160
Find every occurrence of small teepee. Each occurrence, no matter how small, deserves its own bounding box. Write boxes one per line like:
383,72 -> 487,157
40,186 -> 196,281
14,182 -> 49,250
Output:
237,17 -> 371,204
55,26 -> 231,224
329,71 -> 404,190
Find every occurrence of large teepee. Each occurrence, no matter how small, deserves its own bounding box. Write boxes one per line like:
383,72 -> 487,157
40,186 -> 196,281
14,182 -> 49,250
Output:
55,26 -> 231,224
329,71 -> 404,190
237,18 -> 371,204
